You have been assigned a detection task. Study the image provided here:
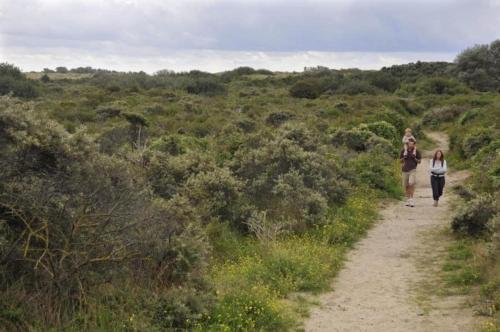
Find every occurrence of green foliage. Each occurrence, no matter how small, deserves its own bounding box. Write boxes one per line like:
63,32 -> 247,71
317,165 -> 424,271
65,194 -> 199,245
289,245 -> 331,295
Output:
186,77 -> 227,96
398,77 -> 469,96
3,38 -> 498,330
330,127 -> 374,151
461,128 -> 493,158
199,286 -> 291,331
455,39 -> 500,92
458,108 -> 481,125
289,79 -> 324,99
183,167 -> 246,227
0,63 -> 39,98
266,111 -> 294,126
0,96 -> 209,328
348,150 -> 402,196
123,111 -> 148,127
56,66 -> 69,73
336,80 -> 380,95
153,287 -> 213,330
451,195 -> 497,236
230,127 -> 348,232
421,105 -> 466,128
40,74 -> 50,83
381,61 -> 453,83
364,121 -> 399,143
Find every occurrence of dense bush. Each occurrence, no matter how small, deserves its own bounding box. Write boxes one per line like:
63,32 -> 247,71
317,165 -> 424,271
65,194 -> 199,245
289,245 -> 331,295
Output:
147,150 -> 215,199
0,63 -> 39,98
398,77 -> 469,96
289,79 -> 324,99
348,148 -> 400,196
367,71 -> 400,92
421,105 -> 466,128
381,61 -> 453,83
183,167 -> 247,228
153,287 -> 213,330
451,195 -> 497,236
336,80 -> 380,95
461,128 -> 493,158
266,111 -> 294,126
0,96 -> 209,327
330,127 -> 374,151
455,39 -> 500,91
362,121 -> 398,144
185,77 -> 227,96
230,127 -> 348,232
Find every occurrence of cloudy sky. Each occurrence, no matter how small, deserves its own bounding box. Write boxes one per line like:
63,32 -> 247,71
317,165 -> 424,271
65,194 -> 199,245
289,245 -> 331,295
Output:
1,0 -> 499,73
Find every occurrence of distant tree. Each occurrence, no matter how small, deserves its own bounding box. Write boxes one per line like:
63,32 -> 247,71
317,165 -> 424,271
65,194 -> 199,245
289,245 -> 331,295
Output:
123,112 -> 149,148
40,74 -> 51,83
70,66 -> 96,74
55,66 -> 69,73
455,39 -> 500,91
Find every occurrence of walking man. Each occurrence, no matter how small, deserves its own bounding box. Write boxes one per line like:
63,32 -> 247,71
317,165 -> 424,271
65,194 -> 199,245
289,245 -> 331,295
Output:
400,138 -> 421,207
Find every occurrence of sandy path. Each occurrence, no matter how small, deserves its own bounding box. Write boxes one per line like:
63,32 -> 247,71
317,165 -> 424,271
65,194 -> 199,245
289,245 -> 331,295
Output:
304,132 -> 478,332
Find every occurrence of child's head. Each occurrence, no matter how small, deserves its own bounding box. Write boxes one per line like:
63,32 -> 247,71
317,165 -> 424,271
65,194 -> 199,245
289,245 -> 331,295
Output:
404,128 -> 412,136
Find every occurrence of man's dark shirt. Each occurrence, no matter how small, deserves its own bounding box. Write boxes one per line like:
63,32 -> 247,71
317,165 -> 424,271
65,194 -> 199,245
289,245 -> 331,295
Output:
400,147 -> 422,172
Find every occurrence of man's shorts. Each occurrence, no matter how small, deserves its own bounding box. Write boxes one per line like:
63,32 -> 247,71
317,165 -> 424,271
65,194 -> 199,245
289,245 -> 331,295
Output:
402,169 -> 417,188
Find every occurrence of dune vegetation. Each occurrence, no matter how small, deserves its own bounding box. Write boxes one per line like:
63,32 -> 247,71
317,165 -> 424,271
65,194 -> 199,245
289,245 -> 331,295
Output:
0,40 -> 498,331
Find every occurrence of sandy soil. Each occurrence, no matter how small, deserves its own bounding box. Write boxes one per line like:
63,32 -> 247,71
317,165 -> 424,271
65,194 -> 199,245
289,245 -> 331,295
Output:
304,132 -> 479,332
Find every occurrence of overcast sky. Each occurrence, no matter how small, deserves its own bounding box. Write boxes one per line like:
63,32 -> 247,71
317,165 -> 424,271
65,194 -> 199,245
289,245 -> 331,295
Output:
1,0 -> 499,73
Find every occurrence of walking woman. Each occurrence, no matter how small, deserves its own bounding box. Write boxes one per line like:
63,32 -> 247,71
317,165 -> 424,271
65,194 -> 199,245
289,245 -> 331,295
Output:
430,150 -> 447,207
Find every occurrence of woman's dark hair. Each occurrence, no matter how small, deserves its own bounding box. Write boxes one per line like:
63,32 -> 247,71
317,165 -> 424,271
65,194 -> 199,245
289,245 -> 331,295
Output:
433,149 -> 444,161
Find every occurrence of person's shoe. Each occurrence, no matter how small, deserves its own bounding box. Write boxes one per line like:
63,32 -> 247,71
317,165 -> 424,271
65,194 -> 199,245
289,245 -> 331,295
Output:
405,199 -> 411,206
433,200 -> 438,207
409,199 -> 415,207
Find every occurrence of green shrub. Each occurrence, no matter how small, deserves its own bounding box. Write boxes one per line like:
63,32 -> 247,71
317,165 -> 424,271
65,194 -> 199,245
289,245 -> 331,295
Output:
147,150 -> 215,199
348,149 -> 401,196
451,195 -> 497,236
199,286 -> 291,331
369,109 -> 405,134
289,79 -> 324,99
235,119 -> 257,133
150,135 -> 186,155
330,127 -> 374,151
421,105 -> 466,128
459,108 -> 481,125
0,63 -> 39,98
0,96 -> 209,326
153,287 -> 213,330
186,78 -> 226,96
183,167 -> 246,227
336,80 -> 380,95
266,111 -> 294,126
363,121 -> 398,143
230,128 -> 347,231
455,39 -> 500,92
417,77 -> 470,95
95,105 -> 122,120
462,128 -> 493,158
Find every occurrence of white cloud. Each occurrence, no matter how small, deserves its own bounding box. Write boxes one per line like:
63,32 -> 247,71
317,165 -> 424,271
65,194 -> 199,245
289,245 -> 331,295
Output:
2,46 -> 455,73
0,0 -> 498,71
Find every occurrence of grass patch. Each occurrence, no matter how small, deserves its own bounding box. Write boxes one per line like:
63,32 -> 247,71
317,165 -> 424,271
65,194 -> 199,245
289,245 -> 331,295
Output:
201,189 -> 379,330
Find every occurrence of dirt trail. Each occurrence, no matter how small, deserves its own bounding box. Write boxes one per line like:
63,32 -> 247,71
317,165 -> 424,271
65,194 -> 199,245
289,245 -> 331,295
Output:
304,132 -> 478,332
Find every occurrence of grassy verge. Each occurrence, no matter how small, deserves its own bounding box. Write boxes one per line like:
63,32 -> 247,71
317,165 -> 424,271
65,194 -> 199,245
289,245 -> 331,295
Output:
198,188 -> 380,331
440,236 -> 500,331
